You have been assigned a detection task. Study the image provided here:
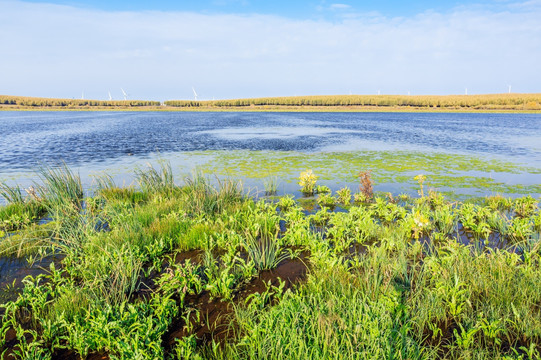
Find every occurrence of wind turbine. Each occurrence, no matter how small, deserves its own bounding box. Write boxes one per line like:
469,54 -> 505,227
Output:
108,91 -> 112,101
508,85 -> 512,94
192,87 -> 198,101
465,88 -> 468,95
81,91 -> 84,100
120,88 -> 129,101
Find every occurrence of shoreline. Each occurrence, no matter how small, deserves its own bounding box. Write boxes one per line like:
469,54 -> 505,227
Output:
2,104 -> 541,113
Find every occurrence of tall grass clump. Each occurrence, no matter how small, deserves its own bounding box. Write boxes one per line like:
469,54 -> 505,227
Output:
244,230 -> 288,271
263,176 -> 279,196
37,162 -> 83,213
183,171 -> 244,216
134,161 -> 175,194
0,182 -> 25,204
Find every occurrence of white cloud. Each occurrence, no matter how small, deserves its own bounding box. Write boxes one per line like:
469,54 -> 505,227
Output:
0,0 -> 540,100
329,3 -> 351,10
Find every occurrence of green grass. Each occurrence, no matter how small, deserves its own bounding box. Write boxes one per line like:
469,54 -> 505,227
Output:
1,164 -> 541,359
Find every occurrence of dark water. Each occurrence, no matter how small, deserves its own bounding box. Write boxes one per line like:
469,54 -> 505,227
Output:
1,111 -> 541,172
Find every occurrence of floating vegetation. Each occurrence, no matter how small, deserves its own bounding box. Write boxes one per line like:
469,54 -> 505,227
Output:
1,164 -> 541,359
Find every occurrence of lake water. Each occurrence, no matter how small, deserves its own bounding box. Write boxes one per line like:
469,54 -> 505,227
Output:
1,111 -> 540,198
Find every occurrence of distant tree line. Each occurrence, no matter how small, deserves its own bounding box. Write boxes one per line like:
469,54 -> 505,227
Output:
164,94 -> 541,110
0,95 -> 160,107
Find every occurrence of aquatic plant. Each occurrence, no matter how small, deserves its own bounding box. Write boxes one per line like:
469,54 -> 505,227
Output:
315,185 -> 331,194
514,195 -> 538,218
263,176 -> 279,195
298,169 -> 318,196
358,170 -> 373,201
414,174 -> 427,197
336,187 -> 351,205
0,182 -> 25,204
37,162 -> 84,212
317,193 -> 336,209
277,195 -> 296,211
134,160 -> 175,194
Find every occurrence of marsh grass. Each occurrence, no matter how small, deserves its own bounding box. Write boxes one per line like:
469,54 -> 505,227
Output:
2,165 -> 541,359
0,182 -> 25,204
135,161 -> 175,194
37,162 -> 84,222
244,233 -> 288,271
182,171 -> 244,216
263,176 -> 279,196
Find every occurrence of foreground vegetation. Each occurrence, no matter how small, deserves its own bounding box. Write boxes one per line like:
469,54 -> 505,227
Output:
1,163 -> 541,359
164,93 -> 541,111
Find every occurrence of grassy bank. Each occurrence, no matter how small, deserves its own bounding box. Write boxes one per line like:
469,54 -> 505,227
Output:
1,163 -> 541,359
164,93 -> 541,112
2,94 -> 541,112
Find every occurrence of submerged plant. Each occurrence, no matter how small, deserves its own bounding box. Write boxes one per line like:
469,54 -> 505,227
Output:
298,169 -> 318,196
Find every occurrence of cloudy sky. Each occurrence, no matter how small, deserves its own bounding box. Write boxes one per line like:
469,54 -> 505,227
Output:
1,0 -> 540,100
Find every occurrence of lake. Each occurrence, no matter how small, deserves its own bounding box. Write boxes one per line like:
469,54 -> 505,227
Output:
1,111 -> 540,199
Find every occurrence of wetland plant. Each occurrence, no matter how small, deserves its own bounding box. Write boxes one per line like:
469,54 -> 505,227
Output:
315,185 -> 331,194
358,170 -> 373,201
414,174 -> 427,197
244,233 -> 288,271
317,193 -> 337,209
134,160 -> 175,194
0,182 -> 25,204
37,162 -> 83,212
263,176 -> 279,195
298,169 -> 318,196
277,195 -> 296,211
336,186 -> 352,205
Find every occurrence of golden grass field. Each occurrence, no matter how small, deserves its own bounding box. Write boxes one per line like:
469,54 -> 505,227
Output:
2,93 -> 541,112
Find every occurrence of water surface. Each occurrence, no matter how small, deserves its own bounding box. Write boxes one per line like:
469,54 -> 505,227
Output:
1,111 -> 540,197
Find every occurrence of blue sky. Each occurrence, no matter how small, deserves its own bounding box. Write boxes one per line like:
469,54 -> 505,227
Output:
1,0 -> 540,100
19,0 -> 460,17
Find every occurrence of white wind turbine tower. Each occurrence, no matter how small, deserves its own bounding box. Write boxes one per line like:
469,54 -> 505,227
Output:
81,91 -> 84,100
192,87 -> 198,101
508,85 -> 512,94
108,91 -> 112,101
121,88 -> 129,101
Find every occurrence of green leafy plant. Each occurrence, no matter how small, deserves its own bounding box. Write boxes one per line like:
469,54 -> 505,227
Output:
298,169 -> 318,195
317,193 -> 337,209
336,187 -> 351,205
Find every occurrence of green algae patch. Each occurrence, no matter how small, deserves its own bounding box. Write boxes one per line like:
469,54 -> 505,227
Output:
167,150 -> 540,199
